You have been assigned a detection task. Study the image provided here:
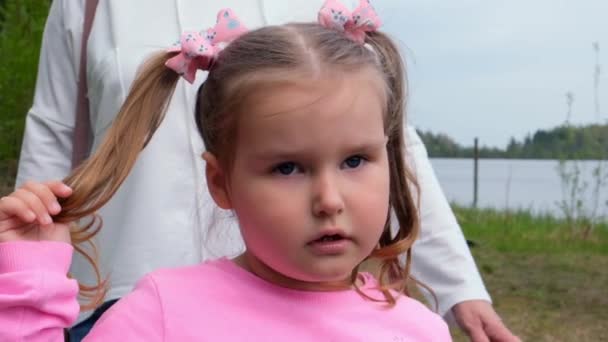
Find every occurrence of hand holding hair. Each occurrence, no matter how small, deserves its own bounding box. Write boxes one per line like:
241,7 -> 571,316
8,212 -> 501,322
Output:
0,181 -> 73,243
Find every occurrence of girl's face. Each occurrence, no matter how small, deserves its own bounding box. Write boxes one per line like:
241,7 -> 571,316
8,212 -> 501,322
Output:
208,68 -> 390,291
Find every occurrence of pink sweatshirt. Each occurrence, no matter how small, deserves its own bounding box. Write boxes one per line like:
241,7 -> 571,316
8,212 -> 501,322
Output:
0,241 -> 451,341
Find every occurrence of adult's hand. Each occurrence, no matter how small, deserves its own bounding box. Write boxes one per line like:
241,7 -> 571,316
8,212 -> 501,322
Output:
0,181 -> 72,243
452,300 -> 521,342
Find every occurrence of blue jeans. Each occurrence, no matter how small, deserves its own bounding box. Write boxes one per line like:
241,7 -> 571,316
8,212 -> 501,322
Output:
67,299 -> 119,342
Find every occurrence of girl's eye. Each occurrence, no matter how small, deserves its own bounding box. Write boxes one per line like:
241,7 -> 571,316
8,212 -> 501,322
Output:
273,162 -> 298,175
343,155 -> 365,169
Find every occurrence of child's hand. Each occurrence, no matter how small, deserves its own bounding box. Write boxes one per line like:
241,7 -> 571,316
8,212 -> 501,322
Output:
0,181 -> 73,244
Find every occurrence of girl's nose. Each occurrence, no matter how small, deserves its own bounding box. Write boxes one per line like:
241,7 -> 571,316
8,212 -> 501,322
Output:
312,171 -> 345,217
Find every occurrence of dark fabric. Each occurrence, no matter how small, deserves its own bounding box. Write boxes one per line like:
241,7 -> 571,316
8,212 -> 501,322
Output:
71,0 -> 99,168
66,299 -> 119,342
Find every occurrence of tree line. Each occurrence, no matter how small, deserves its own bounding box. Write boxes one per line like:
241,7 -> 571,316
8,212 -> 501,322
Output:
418,124 -> 608,160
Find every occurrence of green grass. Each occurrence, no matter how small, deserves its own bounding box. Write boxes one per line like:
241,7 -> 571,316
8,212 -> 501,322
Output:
450,206 -> 608,341
457,206 -> 608,255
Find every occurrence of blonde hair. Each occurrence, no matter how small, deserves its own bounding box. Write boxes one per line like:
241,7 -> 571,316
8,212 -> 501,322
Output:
55,23 -> 425,309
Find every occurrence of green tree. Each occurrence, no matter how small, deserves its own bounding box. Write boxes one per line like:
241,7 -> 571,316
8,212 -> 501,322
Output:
0,0 -> 50,165
418,125 -> 608,160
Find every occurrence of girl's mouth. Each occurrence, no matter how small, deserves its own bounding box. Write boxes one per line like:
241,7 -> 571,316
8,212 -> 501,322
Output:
316,234 -> 344,242
307,232 -> 351,255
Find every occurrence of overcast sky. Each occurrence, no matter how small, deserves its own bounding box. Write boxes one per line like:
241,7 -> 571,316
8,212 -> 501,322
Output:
374,0 -> 608,148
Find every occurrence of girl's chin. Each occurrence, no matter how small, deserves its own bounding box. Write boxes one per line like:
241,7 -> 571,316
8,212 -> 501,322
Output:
282,267 -> 359,290
237,252 -> 361,290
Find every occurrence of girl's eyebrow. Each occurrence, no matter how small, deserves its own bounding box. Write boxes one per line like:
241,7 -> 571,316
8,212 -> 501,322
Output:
250,137 -> 388,161
342,138 -> 388,153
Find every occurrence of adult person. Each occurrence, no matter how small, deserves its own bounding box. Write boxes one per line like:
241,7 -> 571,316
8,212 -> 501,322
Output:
15,1 -> 518,341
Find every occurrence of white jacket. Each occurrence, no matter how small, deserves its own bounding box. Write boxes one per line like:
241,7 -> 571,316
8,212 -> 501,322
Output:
17,0 -> 490,322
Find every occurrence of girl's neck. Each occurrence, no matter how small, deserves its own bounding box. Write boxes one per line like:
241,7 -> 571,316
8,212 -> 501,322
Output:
233,253 -> 359,292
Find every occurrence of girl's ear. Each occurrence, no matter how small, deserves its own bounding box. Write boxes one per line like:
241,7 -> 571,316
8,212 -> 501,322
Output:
202,152 -> 232,209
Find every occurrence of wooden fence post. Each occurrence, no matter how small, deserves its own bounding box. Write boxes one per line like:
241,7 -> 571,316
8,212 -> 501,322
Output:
473,137 -> 479,208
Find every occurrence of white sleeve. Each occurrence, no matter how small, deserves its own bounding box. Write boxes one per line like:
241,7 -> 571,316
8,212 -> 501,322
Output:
405,126 -> 491,317
15,0 -> 84,187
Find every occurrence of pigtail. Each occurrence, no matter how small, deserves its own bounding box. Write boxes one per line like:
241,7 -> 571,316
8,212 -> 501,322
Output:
53,52 -> 180,310
362,31 -> 436,309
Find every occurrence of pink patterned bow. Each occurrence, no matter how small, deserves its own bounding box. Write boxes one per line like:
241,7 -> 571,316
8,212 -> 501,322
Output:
165,9 -> 248,83
318,0 -> 382,44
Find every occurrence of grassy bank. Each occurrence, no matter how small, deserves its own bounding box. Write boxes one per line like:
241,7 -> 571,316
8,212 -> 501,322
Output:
450,206 -> 608,341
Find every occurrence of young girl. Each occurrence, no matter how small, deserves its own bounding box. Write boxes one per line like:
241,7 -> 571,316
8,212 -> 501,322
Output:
0,1 -> 450,340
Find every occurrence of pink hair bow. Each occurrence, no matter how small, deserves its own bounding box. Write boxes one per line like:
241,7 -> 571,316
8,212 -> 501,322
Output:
165,9 -> 248,83
318,0 -> 382,44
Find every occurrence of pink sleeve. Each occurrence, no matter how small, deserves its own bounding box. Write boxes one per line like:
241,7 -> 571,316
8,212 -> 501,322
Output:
437,320 -> 452,341
0,241 -> 79,342
84,275 -> 165,341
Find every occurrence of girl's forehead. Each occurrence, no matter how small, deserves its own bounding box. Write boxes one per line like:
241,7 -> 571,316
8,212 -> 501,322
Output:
240,67 -> 386,123
233,69 -> 387,150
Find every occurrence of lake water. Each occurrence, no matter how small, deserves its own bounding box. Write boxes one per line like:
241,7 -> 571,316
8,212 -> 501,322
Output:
429,158 -> 608,218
